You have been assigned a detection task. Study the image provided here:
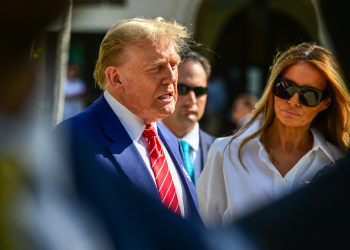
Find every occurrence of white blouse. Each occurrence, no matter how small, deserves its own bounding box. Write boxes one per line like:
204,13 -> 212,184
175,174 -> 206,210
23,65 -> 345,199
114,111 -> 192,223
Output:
196,119 -> 344,228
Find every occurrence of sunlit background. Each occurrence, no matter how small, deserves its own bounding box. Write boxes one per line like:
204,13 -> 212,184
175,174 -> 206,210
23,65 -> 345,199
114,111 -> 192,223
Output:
38,0 -> 333,136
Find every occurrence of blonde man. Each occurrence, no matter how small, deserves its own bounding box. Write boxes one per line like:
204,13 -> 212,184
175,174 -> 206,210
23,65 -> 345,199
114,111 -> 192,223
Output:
55,17 -> 202,223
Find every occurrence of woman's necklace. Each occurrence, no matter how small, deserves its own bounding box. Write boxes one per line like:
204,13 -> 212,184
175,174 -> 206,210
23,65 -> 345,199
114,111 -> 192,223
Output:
261,132 -> 278,165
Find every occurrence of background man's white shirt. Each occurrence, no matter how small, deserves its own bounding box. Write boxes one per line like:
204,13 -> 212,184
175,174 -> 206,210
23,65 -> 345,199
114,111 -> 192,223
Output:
159,121 -> 202,183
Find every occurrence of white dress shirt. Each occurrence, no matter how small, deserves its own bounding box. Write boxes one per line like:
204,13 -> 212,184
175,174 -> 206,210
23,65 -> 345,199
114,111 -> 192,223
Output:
197,117 -> 344,228
159,121 -> 202,183
104,91 -> 188,217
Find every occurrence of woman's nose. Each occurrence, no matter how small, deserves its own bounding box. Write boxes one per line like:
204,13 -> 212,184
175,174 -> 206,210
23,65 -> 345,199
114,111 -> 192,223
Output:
288,92 -> 301,106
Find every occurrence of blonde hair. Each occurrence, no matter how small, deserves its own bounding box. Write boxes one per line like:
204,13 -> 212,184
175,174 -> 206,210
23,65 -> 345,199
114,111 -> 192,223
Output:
94,17 -> 191,89
227,42 -> 350,171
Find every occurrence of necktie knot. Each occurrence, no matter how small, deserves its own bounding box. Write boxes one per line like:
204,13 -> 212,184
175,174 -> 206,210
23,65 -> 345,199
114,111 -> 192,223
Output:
180,140 -> 190,152
142,124 -> 157,138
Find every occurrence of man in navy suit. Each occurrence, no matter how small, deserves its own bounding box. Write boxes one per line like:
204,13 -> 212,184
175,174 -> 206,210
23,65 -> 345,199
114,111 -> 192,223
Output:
55,17 -> 202,223
161,51 -> 216,185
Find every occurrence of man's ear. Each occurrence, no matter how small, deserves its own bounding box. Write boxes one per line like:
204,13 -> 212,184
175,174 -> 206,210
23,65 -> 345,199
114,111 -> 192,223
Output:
106,66 -> 123,91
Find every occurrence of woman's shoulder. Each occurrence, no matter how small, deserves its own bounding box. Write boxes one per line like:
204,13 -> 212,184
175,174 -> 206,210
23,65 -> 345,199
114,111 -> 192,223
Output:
311,128 -> 345,160
326,141 -> 345,160
210,136 -> 233,152
212,118 -> 262,149
236,115 -> 263,138
206,116 -> 263,160
211,135 -> 243,151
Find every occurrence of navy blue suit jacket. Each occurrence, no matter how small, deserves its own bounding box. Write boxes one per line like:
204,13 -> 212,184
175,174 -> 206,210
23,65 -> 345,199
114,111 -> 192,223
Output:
54,94 -> 202,224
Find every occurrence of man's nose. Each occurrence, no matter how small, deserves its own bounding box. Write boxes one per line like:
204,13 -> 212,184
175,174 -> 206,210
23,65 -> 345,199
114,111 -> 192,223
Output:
163,64 -> 177,84
185,90 -> 197,104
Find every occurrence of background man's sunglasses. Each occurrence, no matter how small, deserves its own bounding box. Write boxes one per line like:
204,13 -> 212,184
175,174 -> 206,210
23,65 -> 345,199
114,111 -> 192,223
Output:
177,83 -> 208,97
273,77 -> 329,107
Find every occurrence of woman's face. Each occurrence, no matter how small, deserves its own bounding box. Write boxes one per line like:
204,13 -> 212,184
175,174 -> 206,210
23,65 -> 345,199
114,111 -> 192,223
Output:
274,61 -> 331,128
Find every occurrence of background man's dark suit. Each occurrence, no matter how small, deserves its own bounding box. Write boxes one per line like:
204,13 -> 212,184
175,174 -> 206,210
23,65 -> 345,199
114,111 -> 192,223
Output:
199,129 -> 216,171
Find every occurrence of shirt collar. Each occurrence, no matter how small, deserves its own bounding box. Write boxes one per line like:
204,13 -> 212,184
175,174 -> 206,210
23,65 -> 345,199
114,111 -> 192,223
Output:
248,119 -> 336,163
104,91 -> 157,142
310,128 -> 335,163
180,123 -> 200,151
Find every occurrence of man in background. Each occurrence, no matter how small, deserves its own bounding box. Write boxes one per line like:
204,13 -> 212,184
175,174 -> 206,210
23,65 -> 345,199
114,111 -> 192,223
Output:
231,93 -> 257,130
161,51 -> 216,185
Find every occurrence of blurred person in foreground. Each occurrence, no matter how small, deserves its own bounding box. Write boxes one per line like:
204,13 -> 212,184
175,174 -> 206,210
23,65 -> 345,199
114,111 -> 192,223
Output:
54,17 -> 202,223
231,93 -> 258,131
0,0 -> 113,249
161,51 -> 216,185
197,42 -> 350,228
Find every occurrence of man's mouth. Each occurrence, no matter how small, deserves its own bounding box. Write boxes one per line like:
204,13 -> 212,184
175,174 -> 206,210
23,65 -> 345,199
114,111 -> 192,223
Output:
180,108 -> 197,115
158,93 -> 173,101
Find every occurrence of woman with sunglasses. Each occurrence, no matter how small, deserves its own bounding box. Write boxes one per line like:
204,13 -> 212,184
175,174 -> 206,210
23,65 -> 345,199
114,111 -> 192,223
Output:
196,42 -> 350,228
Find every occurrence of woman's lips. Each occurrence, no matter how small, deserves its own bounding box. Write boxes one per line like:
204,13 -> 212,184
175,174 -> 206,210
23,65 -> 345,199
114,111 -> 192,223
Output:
283,109 -> 299,116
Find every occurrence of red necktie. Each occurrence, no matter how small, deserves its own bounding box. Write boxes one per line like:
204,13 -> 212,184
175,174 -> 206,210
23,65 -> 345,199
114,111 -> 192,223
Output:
142,124 -> 181,216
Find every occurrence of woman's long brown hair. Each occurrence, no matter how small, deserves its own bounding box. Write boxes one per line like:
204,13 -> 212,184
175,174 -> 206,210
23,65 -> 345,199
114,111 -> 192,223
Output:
225,42 -> 350,171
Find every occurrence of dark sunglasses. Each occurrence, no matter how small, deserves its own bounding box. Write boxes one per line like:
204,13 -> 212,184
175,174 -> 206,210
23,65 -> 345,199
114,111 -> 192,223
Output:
273,77 -> 329,107
177,83 -> 208,97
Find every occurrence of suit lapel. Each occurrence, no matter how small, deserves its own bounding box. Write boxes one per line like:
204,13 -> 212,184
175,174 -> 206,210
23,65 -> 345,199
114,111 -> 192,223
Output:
157,124 -> 199,212
199,129 -> 208,171
199,129 -> 216,171
92,95 -> 159,201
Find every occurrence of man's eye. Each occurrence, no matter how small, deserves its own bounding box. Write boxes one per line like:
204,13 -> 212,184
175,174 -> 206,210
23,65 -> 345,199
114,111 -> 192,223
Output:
148,67 -> 159,72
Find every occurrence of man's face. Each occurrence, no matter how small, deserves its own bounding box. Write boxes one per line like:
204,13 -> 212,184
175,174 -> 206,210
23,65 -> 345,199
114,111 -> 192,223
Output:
164,60 -> 208,129
116,37 -> 180,124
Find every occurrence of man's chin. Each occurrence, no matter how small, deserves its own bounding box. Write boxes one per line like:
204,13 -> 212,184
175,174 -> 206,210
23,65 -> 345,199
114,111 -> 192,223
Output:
146,107 -> 175,123
162,103 -> 175,115
180,114 -> 197,124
